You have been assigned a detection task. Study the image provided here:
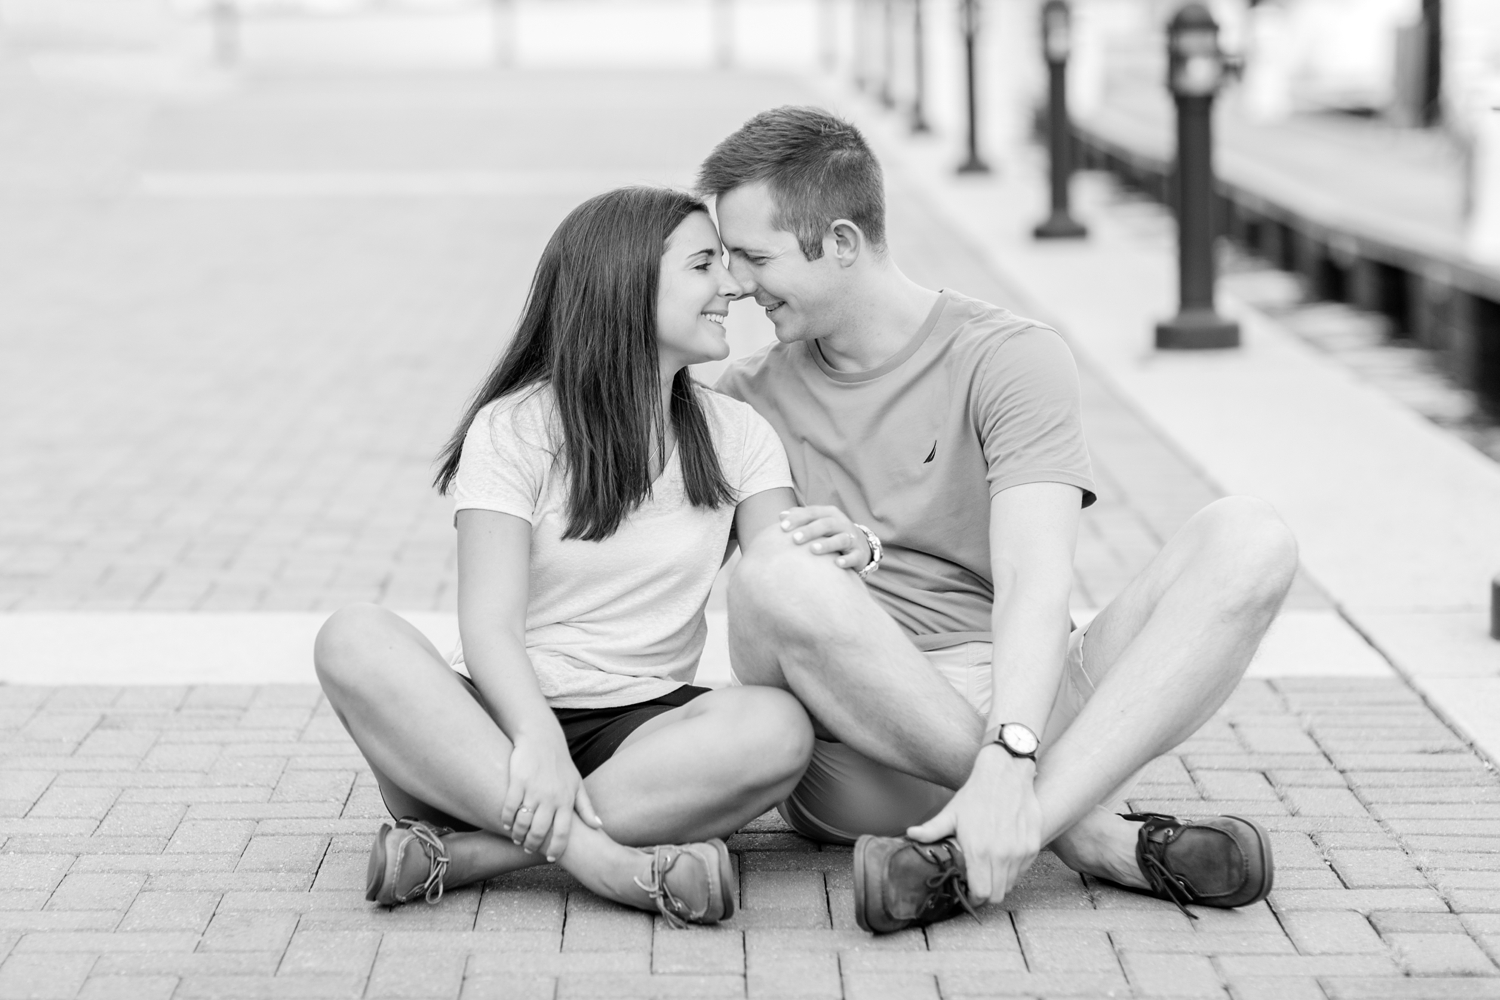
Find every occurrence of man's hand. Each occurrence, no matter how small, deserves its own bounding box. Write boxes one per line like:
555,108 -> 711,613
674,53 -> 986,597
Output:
906,748 -> 1042,904
779,506 -> 872,572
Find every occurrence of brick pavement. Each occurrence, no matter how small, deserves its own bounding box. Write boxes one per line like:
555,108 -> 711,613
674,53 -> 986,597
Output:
7,677 -> 1500,999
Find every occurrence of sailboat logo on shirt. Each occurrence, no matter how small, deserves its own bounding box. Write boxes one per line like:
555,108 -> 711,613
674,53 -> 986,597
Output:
922,442 -> 937,464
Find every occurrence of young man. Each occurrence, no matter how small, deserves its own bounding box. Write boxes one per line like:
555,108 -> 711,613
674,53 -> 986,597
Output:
701,107 -> 1297,932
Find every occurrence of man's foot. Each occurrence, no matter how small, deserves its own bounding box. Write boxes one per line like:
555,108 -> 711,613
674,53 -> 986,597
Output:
1121,811 -> 1274,916
366,817 -> 454,907
634,839 -> 736,928
853,835 -> 979,934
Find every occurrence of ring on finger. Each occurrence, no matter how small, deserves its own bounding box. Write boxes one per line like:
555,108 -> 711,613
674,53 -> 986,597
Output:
517,805 -> 533,814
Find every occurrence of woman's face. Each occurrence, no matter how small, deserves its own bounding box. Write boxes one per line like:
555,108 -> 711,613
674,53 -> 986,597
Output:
655,211 -> 744,373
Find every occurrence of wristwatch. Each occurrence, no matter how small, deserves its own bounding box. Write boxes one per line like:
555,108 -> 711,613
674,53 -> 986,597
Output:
982,721 -> 1040,763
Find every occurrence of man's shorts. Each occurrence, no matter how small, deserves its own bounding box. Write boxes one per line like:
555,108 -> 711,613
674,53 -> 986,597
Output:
777,625 -> 1098,845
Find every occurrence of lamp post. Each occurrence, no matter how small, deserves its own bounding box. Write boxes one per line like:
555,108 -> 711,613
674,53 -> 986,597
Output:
880,0 -> 896,107
911,0 -> 930,132
1033,0 -> 1087,239
1155,2 -> 1238,350
854,0 -> 869,91
957,0 -> 990,174
1491,573 -> 1499,641
211,0 -> 238,66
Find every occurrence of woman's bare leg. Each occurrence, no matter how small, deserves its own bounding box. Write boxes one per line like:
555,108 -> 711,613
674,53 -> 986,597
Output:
313,604 -> 812,906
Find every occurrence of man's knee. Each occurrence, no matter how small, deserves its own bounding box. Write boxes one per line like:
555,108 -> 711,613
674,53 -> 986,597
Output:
729,532 -> 859,639
1196,496 -> 1299,609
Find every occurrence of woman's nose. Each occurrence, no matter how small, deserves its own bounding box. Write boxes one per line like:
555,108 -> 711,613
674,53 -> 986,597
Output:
718,263 -> 749,299
723,259 -> 755,298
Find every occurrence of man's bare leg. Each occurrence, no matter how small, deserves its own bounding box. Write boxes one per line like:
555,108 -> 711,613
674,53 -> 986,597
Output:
730,496 -> 1297,885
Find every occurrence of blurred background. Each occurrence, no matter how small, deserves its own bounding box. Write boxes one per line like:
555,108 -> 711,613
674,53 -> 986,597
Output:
1,0 -> 1498,684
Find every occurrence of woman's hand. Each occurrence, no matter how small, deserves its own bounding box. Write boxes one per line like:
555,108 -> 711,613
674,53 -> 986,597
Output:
501,730 -> 603,862
780,506 -> 872,572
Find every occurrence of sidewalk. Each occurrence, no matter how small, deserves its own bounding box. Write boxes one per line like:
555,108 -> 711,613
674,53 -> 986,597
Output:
2,61 -> 1500,1000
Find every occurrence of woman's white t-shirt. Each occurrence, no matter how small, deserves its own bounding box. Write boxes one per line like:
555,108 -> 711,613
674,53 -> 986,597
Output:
450,382 -> 794,709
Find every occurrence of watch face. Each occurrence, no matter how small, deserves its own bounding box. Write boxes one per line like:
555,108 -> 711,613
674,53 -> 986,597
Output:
1000,723 -> 1039,756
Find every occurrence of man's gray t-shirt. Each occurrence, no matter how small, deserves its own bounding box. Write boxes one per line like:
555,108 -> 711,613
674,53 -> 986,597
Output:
717,289 -> 1096,650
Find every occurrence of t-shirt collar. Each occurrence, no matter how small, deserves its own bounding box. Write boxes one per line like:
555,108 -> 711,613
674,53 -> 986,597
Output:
808,290 -> 951,383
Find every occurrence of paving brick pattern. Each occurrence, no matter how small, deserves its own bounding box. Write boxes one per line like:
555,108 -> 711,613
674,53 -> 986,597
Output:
4,679 -> 1500,998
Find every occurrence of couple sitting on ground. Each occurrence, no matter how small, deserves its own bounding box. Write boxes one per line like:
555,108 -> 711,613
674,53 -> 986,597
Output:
314,106 -> 1294,933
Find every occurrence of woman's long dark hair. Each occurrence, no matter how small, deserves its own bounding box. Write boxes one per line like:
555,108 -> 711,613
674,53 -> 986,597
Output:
434,186 -> 736,541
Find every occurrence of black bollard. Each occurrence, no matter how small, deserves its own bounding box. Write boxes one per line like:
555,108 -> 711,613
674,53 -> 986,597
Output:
880,0 -> 897,107
1033,0 -> 1087,239
1155,3 -> 1239,350
1491,574 -> 1499,641
854,0 -> 869,91
212,0 -> 239,66
911,0 -> 931,132
957,0 -> 990,174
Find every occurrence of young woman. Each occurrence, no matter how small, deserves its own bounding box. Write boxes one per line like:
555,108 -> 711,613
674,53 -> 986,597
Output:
312,186 -> 873,927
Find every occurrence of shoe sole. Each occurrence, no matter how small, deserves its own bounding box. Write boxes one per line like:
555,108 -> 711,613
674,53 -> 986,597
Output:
365,822 -> 392,904
852,834 -> 876,934
1224,814 -> 1275,907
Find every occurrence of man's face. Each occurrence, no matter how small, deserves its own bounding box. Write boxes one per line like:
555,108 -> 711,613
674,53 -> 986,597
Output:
715,181 -> 839,345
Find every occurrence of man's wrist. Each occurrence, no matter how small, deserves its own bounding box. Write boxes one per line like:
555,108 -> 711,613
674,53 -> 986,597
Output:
975,743 -> 1038,775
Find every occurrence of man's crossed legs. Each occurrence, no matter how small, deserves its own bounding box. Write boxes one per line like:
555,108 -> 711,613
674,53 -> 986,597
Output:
728,496 -> 1298,926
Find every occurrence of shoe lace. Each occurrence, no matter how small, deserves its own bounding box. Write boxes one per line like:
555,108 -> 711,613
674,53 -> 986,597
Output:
915,843 -> 980,923
399,820 -> 451,906
1122,813 -> 1198,922
633,846 -> 692,930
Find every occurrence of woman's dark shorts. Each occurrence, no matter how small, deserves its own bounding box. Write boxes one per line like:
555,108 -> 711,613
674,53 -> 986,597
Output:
456,674 -> 710,777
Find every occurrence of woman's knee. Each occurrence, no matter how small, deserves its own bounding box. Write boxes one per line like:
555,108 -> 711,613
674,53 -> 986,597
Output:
711,687 -> 815,784
313,603 -> 404,694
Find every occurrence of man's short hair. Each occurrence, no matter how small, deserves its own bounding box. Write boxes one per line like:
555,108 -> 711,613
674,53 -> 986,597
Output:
697,106 -> 886,261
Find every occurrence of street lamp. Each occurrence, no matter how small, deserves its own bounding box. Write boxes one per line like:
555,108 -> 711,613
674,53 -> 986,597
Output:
1155,2 -> 1239,350
957,0 -> 990,174
911,0 -> 931,132
1033,0 -> 1087,239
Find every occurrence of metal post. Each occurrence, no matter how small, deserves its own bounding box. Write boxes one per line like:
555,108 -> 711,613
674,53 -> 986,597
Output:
911,0 -> 930,132
492,0 -> 515,68
1155,3 -> 1238,349
714,0 -> 733,69
211,0 -> 238,66
1034,0 -> 1087,239
957,0 -> 990,174
854,0 -> 869,91
820,0 -> 837,73
880,0 -> 896,107
1491,573 -> 1500,641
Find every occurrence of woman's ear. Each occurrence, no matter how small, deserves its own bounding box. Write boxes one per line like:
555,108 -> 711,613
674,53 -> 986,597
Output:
828,219 -> 864,268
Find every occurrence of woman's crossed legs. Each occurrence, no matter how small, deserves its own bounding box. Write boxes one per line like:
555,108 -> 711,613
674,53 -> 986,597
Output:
313,604 -> 814,911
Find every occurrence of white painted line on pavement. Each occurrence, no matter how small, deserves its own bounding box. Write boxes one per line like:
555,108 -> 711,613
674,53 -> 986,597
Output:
1073,607 -> 1392,678
0,608 -> 1388,685
139,170 -> 695,199
0,612 -> 454,686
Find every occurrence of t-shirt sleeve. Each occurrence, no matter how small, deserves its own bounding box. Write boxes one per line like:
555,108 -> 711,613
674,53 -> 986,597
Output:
734,405 -> 795,501
451,398 -> 548,523
974,326 -> 1097,507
